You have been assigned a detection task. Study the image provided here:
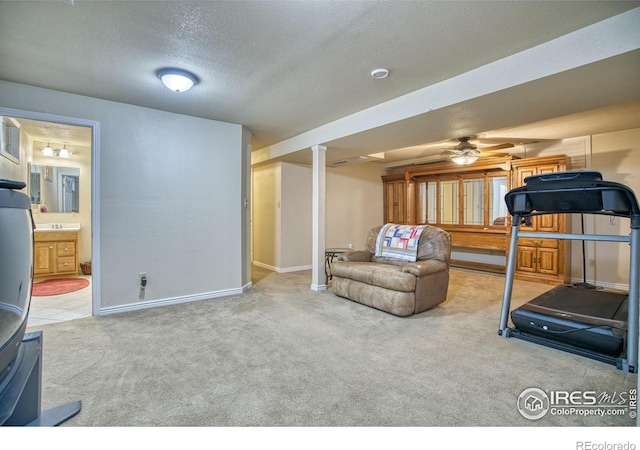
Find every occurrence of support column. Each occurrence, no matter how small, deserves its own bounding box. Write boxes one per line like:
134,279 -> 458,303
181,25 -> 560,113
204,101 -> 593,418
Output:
310,145 -> 327,291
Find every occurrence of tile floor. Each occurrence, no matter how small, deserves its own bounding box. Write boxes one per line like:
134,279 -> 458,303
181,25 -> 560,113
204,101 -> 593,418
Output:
27,275 -> 93,328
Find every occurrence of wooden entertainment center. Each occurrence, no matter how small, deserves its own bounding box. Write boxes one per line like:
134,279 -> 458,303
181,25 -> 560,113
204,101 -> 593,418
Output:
382,154 -> 570,285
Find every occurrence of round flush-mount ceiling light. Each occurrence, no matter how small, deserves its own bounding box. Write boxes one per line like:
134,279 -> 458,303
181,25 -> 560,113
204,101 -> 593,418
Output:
370,68 -> 390,79
156,67 -> 200,92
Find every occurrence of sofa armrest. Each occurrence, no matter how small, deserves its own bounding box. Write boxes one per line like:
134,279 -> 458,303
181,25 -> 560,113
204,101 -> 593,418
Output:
402,260 -> 448,277
337,250 -> 372,262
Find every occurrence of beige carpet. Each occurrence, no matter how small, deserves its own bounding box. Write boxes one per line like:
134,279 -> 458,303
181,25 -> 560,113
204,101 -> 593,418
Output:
28,266 -> 637,427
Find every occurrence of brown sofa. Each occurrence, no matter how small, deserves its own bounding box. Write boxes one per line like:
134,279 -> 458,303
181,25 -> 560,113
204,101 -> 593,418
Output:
330,224 -> 451,316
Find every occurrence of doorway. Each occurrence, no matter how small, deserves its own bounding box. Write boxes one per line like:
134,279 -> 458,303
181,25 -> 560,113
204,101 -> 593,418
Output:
0,107 -> 100,325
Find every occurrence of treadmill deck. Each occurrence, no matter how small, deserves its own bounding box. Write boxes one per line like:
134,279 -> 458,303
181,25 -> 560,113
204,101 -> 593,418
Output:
511,284 -> 628,356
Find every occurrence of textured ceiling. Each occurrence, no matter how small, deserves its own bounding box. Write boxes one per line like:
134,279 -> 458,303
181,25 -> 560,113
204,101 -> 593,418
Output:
1,1 -> 639,165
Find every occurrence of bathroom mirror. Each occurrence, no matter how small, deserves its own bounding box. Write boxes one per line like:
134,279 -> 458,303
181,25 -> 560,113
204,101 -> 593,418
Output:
29,164 -> 80,213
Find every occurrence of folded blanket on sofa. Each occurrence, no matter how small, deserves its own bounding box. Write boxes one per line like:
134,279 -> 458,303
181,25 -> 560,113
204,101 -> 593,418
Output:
374,223 -> 427,262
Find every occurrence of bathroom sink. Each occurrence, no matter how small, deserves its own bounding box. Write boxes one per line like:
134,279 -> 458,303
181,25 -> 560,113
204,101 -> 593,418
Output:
34,223 -> 81,232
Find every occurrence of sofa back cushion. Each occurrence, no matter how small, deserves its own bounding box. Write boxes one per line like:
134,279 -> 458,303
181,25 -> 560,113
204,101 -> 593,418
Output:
365,224 -> 450,265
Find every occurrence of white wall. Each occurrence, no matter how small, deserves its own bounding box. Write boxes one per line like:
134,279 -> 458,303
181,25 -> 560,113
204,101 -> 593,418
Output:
591,128 -> 640,289
252,163 -> 281,270
281,162 -> 312,270
251,159 -> 385,272
0,80 -> 249,313
252,161 -> 313,272
326,163 -> 385,249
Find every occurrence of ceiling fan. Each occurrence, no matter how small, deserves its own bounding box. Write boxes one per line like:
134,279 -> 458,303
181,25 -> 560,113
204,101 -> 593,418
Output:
441,136 -> 514,165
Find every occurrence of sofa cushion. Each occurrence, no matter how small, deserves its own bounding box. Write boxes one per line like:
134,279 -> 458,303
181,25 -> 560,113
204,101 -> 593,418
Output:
331,277 -> 416,317
330,261 -> 416,292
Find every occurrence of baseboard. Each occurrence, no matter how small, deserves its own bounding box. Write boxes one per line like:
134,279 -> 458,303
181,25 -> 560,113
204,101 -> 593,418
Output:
279,265 -> 312,273
252,261 -> 312,273
97,287 -> 244,316
252,261 -> 277,271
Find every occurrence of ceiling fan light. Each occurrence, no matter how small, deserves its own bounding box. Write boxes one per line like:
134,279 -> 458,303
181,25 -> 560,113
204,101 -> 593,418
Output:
157,68 -> 199,92
451,154 -> 478,165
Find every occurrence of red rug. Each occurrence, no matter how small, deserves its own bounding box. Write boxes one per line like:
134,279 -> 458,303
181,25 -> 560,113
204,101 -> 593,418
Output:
32,278 -> 90,296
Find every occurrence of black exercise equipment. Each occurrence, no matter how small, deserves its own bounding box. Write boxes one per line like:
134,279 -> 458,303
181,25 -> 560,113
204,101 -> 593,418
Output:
498,170 -> 640,374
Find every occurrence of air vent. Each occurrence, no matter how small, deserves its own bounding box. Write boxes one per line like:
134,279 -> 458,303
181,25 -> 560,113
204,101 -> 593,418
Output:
328,156 -> 368,167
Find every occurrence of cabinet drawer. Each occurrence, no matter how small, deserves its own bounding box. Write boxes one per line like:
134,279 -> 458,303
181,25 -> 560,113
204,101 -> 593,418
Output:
56,242 -> 76,256
451,231 -> 507,251
57,256 -> 77,273
518,238 -> 557,248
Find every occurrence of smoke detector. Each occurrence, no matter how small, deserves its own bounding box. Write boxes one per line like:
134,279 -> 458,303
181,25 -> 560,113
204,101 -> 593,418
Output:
370,68 -> 389,79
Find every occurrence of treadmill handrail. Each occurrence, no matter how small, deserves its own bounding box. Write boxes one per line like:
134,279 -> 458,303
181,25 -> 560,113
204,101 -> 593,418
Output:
517,231 -> 630,243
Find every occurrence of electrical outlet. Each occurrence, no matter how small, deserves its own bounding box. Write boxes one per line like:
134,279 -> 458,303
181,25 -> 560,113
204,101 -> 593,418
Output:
140,272 -> 147,288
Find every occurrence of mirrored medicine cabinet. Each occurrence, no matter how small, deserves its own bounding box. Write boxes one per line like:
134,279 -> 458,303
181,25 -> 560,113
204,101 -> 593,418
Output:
29,163 -> 80,213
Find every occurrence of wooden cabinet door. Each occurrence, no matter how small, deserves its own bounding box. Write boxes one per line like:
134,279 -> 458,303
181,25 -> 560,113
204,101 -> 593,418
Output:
534,164 -> 562,232
515,164 -> 562,232
383,179 -> 406,224
516,246 -> 537,273
537,247 -> 559,275
34,242 -> 55,276
515,166 -> 537,187
514,166 -> 537,232
394,181 -> 406,223
516,246 -> 559,276
510,156 -> 568,284
537,214 -> 559,233
384,182 -> 394,223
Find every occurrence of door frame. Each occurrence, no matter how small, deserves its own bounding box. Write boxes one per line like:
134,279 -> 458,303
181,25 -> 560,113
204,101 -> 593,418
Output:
0,106 -> 101,316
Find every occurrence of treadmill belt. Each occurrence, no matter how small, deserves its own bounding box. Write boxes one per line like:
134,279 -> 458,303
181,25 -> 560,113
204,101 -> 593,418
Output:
511,285 -> 628,356
526,285 -> 628,320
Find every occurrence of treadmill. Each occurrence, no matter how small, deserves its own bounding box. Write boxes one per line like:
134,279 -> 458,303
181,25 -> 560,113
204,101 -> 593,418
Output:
498,170 -> 640,374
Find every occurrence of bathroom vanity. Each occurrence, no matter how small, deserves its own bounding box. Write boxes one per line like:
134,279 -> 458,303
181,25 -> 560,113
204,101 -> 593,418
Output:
34,225 -> 80,279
